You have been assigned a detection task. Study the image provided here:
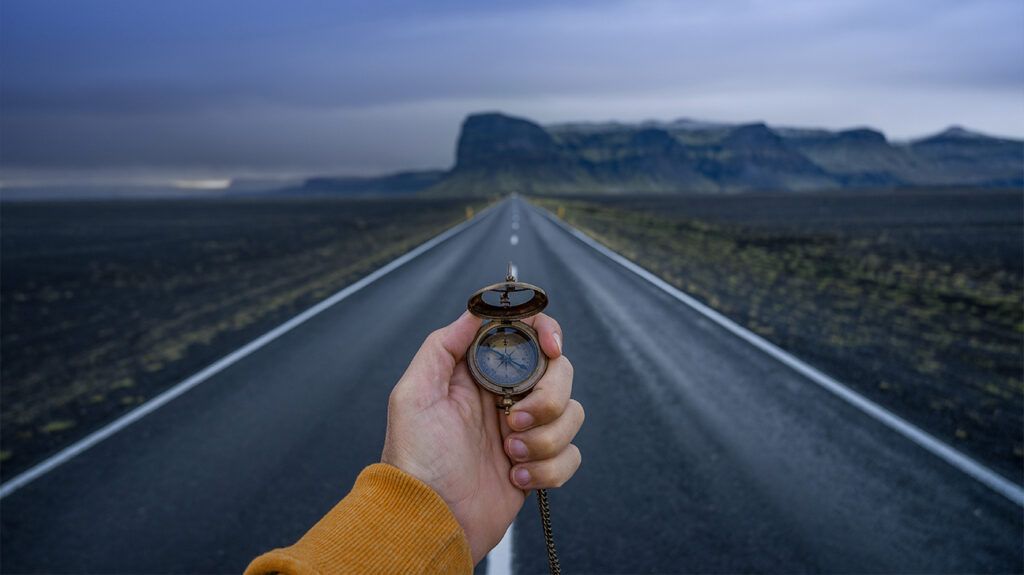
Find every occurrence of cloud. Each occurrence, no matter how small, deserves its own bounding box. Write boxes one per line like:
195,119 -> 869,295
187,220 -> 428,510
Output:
2,0 -> 1022,181
173,179 -> 232,190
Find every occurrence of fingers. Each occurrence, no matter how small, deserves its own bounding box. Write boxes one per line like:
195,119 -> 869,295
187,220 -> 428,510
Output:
523,312 -> 562,359
510,443 -> 582,490
507,356 -> 573,431
503,353 -> 582,491
505,399 -> 584,462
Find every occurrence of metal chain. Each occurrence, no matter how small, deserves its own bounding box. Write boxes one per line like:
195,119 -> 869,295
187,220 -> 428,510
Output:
536,488 -> 561,575
499,379 -> 561,573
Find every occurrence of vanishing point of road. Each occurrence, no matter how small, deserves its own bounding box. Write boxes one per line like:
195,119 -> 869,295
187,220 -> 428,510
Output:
1,198 -> 1021,573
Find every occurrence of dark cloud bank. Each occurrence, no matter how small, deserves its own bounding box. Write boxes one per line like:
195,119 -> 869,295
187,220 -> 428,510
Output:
2,0 -> 1021,185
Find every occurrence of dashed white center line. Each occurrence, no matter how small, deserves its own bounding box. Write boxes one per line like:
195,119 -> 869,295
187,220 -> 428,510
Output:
510,234 -> 519,246
486,523 -> 514,575
512,221 -> 520,230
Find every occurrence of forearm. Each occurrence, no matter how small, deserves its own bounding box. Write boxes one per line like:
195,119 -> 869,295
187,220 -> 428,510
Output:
245,464 -> 472,575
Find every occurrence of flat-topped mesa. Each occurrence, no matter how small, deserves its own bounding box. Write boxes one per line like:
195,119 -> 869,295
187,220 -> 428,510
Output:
455,113 -> 560,169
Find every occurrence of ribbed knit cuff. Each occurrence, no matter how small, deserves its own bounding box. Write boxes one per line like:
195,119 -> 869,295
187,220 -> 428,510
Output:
245,464 -> 472,575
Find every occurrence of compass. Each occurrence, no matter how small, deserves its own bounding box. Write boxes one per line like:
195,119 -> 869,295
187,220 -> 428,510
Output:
467,264 -> 548,413
467,263 -> 563,574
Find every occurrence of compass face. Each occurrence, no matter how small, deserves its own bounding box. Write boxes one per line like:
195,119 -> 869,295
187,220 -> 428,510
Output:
474,325 -> 540,387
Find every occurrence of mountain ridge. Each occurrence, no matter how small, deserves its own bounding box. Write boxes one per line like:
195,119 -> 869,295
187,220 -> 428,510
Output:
289,112 -> 1023,196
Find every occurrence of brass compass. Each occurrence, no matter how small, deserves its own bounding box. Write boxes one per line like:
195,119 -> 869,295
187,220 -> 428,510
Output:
467,264 -> 548,414
467,263 -> 563,575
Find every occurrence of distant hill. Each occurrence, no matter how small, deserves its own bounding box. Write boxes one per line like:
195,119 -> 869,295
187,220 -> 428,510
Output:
290,113 -> 1023,196
284,170 -> 445,196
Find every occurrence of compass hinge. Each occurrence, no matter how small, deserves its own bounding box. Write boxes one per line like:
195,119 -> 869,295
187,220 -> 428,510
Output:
500,394 -> 515,415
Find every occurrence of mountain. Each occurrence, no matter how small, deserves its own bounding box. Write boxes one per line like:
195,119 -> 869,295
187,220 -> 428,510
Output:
907,127 -> 1024,187
427,113 -> 1022,195
782,128 -> 922,187
286,113 -> 1023,196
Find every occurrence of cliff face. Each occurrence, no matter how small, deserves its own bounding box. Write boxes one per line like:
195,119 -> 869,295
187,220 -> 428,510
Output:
455,113 -> 561,167
426,112 -> 1023,195
434,113 -> 597,196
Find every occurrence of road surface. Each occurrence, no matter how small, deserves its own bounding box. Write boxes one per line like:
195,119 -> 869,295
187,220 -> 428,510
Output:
1,198 -> 1021,573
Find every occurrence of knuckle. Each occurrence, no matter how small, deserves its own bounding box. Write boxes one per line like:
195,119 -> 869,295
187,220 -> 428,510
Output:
425,329 -> 445,347
536,446 -> 582,489
539,395 -> 562,419
570,399 -> 585,425
548,317 -> 563,337
570,443 -> 582,468
387,385 -> 405,407
560,356 -> 575,379
531,431 -> 559,458
551,464 -> 571,488
532,463 -> 556,487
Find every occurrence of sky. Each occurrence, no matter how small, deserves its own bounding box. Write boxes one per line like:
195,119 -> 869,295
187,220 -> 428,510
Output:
2,0 -> 1022,186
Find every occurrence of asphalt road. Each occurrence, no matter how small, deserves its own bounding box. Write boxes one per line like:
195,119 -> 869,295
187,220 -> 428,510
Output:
1,198 -> 1021,574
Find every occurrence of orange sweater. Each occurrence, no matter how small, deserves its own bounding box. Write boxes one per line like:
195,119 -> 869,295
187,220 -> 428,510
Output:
245,464 -> 473,575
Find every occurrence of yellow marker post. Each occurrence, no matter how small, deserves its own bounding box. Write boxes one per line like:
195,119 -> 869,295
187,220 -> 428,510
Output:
465,206 -> 475,220
557,205 -> 566,220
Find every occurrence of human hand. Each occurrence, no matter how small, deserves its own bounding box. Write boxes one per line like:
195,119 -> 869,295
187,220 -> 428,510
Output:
381,311 -> 584,564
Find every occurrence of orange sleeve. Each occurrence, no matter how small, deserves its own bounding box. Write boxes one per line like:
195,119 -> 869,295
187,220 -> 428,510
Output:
245,463 -> 473,575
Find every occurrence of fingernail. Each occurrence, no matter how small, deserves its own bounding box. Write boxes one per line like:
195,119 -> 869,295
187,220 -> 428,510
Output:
512,411 -> 534,429
513,467 -> 531,488
508,438 -> 528,460
553,332 -> 562,354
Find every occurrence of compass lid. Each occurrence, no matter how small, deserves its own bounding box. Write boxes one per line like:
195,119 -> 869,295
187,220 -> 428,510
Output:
467,265 -> 548,320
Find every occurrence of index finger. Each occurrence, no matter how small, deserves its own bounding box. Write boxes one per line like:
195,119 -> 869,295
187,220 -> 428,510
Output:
522,312 -> 562,359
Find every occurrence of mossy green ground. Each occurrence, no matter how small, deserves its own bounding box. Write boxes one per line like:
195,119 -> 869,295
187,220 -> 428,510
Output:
536,190 -> 1023,479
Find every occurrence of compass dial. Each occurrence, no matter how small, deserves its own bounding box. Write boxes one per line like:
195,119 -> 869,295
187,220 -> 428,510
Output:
474,325 -> 540,387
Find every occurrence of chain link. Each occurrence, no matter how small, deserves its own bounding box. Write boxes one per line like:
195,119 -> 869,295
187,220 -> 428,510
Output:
536,488 -> 561,575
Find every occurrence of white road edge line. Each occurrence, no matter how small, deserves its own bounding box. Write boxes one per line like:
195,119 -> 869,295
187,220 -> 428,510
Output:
533,202 -> 1024,508
0,201 -> 503,500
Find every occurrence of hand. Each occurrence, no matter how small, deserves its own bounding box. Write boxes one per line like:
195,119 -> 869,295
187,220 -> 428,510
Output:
381,311 -> 584,564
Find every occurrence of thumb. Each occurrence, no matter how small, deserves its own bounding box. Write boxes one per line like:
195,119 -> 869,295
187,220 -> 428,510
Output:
398,311 -> 482,398
435,310 -> 483,364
